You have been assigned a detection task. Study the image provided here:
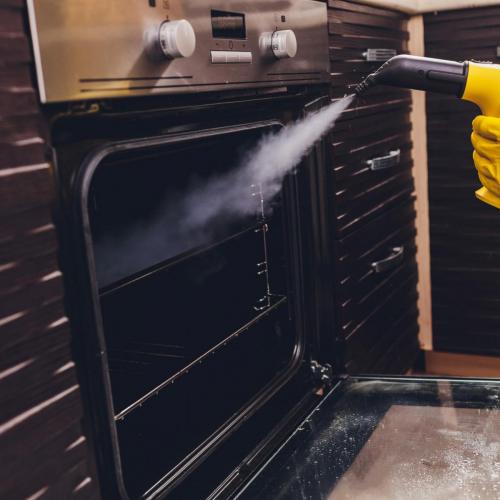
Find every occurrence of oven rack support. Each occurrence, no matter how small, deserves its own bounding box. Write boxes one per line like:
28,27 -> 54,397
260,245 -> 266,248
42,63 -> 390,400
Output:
252,183 -> 273,312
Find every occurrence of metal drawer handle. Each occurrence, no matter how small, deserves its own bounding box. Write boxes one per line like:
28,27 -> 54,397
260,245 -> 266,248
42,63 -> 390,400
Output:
371,246 -> 405,273
363,48 -> 397,62
367,149 -> 401,171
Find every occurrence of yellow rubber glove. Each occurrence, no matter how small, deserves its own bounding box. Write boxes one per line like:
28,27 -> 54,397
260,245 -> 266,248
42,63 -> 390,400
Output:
471,115 -> 500,209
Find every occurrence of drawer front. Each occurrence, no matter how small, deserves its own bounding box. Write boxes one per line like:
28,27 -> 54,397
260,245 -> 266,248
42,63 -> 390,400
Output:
334,199 -> 417,336
343,276 -> 419,373
425,5 -> 500,356
329,109 -> 413,236
332,170 -> 414,237
345,301 -> 419,374
332,109 -> 412,185
328,0 -> 409,100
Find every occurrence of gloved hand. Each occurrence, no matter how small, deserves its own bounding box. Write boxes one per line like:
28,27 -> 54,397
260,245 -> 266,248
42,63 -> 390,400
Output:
471,115 -> 500,208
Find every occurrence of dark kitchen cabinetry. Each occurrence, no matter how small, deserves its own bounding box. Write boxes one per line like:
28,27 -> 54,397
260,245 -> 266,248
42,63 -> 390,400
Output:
326,0 -> 419,373
425,6 -> 500,356
0,3 -> 98,500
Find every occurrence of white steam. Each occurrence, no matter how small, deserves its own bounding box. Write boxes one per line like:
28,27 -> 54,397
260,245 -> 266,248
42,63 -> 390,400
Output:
182,95 -> 354,228
94,95 -> 354,287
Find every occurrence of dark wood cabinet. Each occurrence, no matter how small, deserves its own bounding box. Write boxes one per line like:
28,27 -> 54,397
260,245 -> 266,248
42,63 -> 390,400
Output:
0,3 -> 98,499
327,0 -> 420,373
425,6 -> 500,356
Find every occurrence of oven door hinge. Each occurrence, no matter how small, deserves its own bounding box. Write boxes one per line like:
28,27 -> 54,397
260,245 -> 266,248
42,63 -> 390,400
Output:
310,360 -> 333,387
68,102 -> 101,116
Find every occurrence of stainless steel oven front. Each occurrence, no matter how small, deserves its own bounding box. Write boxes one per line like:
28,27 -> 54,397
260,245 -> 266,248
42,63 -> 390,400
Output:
27,0 -> 329,103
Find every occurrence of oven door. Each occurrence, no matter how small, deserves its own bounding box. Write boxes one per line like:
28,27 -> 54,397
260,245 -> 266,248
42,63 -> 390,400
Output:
71,118 -> 324,499
234,375 -> 500,500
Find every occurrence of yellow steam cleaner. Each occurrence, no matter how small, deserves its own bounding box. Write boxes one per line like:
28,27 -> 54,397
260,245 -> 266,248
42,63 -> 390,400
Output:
355,55 -> 500,208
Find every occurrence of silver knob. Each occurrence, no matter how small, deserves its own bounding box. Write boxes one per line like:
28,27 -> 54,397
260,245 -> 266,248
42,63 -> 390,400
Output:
271,30 -> 297,59
158,20 -> 196,59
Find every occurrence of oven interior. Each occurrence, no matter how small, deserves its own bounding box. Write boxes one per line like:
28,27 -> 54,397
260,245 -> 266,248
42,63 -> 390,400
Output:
82,123 -> 312,497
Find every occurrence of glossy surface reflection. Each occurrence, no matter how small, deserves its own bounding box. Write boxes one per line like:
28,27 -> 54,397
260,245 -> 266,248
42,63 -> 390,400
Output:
236,378 -> 500,500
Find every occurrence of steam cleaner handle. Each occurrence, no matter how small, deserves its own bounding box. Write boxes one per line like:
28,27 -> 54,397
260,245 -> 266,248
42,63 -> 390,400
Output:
463,63 -> 500,208
463,61 -> 500,117
355,55 -> 500,206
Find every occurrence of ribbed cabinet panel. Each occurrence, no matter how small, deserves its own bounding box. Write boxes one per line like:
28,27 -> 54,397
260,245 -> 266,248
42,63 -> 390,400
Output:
0,3 -> 99,499
425,6 -> 500,356
327,0 -> 419,374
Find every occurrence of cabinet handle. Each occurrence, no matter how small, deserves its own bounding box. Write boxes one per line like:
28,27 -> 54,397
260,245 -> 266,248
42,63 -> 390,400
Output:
367,149 -> 401,171
363,48 -> 397,62
371,246 -> 404,273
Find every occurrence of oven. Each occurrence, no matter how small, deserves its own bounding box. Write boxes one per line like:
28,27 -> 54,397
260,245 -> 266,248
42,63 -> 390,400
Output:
27,1 -> 332,498
68,110 -> 329,499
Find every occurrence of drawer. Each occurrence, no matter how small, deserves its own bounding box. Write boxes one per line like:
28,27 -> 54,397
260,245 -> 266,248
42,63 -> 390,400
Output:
330,65 -> 408,98
366,306 -> 420,374
328,1 -> 408,32
332,109 -> 410,150
329,40 -> 405,64
328,1 -> 409,100
332,119 -> 411,165
343,274 -> 419,372
339,94 -> 411,121
329,107 -> 413,237
332,168 -> 414,237
333,199 -> 417,333
333,143 -> 413,185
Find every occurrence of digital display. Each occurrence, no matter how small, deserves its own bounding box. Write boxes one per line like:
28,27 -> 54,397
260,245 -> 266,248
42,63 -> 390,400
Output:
211,10 -> 246,39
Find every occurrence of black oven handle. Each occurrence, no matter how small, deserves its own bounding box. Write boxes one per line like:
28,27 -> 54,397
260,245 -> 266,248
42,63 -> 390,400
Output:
371,246 -> 405,273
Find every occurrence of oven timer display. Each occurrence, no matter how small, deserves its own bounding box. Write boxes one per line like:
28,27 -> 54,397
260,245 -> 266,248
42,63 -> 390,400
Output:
211,9 -> 246,39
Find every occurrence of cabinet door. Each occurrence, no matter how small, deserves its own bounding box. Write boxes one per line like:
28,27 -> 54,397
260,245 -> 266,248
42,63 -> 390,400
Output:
425,6 -> 500,356
327,0 -> 419,373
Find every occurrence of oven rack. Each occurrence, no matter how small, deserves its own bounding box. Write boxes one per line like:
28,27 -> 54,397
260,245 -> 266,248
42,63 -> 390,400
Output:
98,220 -> 265,298
108,341 -> 186,372
113,294 -> 287,421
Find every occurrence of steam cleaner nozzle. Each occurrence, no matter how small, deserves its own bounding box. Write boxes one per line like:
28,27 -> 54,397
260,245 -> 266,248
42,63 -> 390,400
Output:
354,75 -> 376,96
354,54 -> 469,97
353,54 -> 500,206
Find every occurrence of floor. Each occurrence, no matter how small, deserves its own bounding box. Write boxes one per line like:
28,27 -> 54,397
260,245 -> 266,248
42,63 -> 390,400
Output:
424,351 -> 500,378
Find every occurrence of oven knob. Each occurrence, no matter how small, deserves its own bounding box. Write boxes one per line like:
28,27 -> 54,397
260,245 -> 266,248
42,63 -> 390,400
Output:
158,20 -> 196,59
271,30 -> 297,59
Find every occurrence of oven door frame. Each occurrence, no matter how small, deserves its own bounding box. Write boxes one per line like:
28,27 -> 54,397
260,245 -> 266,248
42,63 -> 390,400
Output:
69,119 -> 317,499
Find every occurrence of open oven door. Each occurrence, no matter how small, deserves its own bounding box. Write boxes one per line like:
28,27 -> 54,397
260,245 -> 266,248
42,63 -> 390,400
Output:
233,375 -> 500,499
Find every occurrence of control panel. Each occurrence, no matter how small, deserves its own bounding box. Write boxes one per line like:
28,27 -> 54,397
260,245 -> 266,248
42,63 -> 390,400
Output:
27,0 -> 329,103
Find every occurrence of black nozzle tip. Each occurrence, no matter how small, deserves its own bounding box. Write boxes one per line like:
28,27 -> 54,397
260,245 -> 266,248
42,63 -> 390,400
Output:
354,75 -> 376,96
354,80 -> 369,96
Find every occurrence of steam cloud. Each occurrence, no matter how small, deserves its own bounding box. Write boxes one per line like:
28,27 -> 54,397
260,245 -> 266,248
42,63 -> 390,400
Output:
94,95 -> 354,287
182,95 -> 354,228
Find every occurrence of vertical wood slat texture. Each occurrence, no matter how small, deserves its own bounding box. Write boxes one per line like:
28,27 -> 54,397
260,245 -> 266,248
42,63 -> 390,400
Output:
425,6 -> 500,356
328,1 -> 420,374
0,3 -> 99,499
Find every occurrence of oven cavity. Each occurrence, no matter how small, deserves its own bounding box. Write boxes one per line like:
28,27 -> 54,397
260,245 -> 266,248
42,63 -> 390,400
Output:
84,126 -> 298,497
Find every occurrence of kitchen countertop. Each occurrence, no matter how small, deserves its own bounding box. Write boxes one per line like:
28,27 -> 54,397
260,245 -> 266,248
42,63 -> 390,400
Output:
356,0 -> 500,14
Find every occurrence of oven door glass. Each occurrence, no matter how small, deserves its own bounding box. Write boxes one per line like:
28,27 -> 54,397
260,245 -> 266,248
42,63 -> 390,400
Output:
84,123 -> 306,497
235,377 -> 500,500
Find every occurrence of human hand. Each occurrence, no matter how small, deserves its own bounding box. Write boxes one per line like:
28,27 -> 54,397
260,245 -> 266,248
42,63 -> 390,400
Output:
471,115 -> 500,208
